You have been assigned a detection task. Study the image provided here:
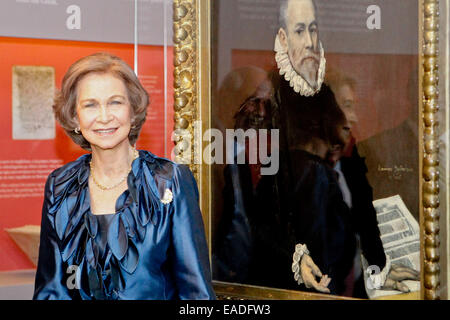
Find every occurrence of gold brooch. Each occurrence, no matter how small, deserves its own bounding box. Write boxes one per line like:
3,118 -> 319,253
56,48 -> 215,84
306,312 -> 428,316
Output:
161,188 -> 173,204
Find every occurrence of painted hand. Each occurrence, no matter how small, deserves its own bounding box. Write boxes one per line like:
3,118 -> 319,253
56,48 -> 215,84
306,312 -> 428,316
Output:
300,254 -> 331,294
382,264 -> 420,293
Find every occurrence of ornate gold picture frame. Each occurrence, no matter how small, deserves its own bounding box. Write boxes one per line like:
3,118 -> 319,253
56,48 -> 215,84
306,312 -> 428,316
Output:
173,0 -> 446,300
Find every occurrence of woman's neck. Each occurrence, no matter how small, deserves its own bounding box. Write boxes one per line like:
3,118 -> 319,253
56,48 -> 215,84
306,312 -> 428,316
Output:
90,142 -> 135,180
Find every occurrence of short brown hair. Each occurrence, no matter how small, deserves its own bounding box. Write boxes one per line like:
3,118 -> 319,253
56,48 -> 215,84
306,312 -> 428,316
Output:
54,52 -> 149,150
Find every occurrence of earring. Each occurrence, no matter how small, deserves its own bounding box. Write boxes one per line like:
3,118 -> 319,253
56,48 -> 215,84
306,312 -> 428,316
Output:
74,127 -> 80,134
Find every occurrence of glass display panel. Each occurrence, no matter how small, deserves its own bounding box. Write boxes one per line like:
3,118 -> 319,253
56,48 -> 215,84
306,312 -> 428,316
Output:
210,0 -> 421,299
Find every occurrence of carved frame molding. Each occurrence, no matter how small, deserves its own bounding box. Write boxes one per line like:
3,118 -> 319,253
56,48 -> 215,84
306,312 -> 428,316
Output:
422,0 -> 441,300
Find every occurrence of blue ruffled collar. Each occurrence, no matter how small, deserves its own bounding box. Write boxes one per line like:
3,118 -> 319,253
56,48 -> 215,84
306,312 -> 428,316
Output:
48,150 -> 171,299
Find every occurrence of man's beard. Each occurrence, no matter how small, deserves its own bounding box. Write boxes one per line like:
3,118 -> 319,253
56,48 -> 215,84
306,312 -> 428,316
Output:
274,34 -> 326,96
296,57 -> 320,90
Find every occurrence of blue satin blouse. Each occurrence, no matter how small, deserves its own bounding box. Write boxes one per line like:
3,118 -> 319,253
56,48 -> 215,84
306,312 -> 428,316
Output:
33,150 -> 215,300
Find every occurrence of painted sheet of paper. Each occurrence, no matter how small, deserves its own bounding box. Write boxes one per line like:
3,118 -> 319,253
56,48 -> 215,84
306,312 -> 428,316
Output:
364,195 -> 420,299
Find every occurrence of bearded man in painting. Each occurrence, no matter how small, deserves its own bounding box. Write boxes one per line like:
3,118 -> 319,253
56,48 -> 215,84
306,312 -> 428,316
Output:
215,0 -> 419,297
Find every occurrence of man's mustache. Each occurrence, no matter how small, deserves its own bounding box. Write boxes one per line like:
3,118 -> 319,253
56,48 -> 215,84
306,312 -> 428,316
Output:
300,48 -> 320,65
301,55 -> 320,65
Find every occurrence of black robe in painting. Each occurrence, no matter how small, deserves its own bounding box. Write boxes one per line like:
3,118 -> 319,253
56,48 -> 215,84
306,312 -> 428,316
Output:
214,73 -> 385,296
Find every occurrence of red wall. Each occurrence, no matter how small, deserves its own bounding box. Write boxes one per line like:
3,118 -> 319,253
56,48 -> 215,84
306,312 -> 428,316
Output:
0,37 -> 174,271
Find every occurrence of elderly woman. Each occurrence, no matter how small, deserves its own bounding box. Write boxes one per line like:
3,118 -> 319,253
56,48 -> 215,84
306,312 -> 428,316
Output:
33,53 -> 215,300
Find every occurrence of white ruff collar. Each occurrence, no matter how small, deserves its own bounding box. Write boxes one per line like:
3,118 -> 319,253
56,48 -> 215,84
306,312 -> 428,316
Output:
274,34 -> 326,96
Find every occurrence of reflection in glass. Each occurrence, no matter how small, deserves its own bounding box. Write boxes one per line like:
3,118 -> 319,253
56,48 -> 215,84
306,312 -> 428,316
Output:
135,0 -> 174,157
211,0 -> 420,299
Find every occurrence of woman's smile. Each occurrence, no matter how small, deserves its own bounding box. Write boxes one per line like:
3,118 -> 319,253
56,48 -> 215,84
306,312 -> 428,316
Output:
93,128 -> 119,135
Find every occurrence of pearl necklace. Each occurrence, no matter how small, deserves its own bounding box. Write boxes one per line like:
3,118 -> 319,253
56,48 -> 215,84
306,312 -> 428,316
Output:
90,148 -> 139,191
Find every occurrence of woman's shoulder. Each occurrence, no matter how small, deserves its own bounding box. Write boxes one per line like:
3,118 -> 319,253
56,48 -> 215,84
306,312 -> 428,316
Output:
138,150 -> 193,182
47,154 -> 90,186
42,155 -> 91,231
137,150 -> 198,205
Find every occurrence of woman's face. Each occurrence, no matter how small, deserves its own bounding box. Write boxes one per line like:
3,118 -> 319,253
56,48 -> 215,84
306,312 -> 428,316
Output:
75,72 -> 133,152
